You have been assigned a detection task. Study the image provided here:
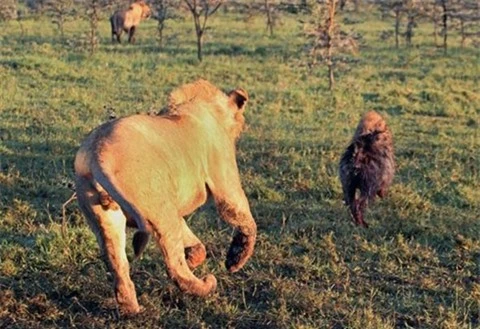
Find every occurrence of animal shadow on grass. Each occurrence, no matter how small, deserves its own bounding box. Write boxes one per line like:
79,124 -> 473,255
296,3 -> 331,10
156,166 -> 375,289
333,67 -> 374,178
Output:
2,35 -> 65,48
0,255 -> 113,327
0,127 -> 105,326
102,40 -> 299,62
204,42 -> 298,60
0,127 -> 77,224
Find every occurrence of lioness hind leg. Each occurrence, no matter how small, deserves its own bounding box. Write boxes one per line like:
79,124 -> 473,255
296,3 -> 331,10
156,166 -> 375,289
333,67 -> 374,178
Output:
76,178 -> 140,314
181,218 -> 206,269
149,215 -> 216,296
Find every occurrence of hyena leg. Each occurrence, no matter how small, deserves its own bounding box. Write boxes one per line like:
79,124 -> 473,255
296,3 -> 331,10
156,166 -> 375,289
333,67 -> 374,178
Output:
149,213 -> 216,296
377,186 -> 388,198
345,186 -> 359,225
353,196 -> 369,228
111,26 -> 116,43
213,192 -> 257,273
110,19 -> 115,43
181,218 -> 206,270
128,26 -> 136,44
114,29 -> 122,43
76,178 -> 140,314
343,179 -> 368,227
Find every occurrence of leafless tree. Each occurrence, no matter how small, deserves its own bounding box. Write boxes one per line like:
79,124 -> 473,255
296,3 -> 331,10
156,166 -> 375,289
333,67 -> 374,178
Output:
0,0 -> 24,37
339,0 -> 360,12
376,1 -> 404,48
439,0 -> 449,53
46,0 -> 73,39
83,0 -> 109,54
450,0 -> 480,47
0,0 -> 17,21
151,0 -> 177,49
239,0 -> 256,23
431,2 -> 442,46
236,0 -> 278,34
420,0 -> 480,51
305,0 -> 358,91
354,0 -> 360,11
264,0 -> 277,36
183,0 -> 224,62
403,0 -> 421,47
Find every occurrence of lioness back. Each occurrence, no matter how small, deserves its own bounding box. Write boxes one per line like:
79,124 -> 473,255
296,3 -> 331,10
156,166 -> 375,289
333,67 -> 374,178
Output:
75,114 -> 213,215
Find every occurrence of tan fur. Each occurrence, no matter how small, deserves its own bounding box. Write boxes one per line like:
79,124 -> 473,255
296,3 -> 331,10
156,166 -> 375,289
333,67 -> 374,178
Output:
110,1 -> 151,44
74,79 -> 256,314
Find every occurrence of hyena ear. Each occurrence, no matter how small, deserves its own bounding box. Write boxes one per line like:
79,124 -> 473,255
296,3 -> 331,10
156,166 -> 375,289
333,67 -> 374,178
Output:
228,88 -> 248,111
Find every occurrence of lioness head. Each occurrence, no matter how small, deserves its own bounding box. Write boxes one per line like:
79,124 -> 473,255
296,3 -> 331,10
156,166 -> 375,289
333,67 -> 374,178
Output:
168,79 -> 249,141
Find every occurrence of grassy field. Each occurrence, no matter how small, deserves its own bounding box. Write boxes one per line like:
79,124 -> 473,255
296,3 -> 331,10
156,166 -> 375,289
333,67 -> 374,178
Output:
0,7 -> 479,329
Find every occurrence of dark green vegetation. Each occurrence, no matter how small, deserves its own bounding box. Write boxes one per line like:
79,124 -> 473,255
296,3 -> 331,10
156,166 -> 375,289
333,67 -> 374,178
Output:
0,9 -> 479,329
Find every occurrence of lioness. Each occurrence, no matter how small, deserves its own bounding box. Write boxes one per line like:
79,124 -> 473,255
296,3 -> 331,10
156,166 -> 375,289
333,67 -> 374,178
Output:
110,0 -> 151,44
74,79 -> 257,314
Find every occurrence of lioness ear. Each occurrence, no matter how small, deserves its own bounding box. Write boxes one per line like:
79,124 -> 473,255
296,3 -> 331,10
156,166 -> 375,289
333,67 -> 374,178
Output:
228,88 -> 248,111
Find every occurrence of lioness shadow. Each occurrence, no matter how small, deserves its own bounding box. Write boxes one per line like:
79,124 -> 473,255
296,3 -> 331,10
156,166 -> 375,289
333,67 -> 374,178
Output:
0,129 -> 77,215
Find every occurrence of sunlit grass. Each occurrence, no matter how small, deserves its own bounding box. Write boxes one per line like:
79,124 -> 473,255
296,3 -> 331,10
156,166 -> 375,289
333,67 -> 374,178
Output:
0,8 -> 479,328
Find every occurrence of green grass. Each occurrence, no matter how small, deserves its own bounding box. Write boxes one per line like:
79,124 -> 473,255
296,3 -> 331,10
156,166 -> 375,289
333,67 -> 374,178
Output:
0,8 -> 479,329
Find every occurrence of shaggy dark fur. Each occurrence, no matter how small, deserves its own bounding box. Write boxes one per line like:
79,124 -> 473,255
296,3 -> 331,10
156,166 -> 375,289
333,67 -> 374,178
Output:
339,111 -> 395,227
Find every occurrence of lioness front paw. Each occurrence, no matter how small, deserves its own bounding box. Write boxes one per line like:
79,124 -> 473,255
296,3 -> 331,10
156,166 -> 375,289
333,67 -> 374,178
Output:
116,297 -> 141,315
225,233 -> 255,273
118,304 -> 143,317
